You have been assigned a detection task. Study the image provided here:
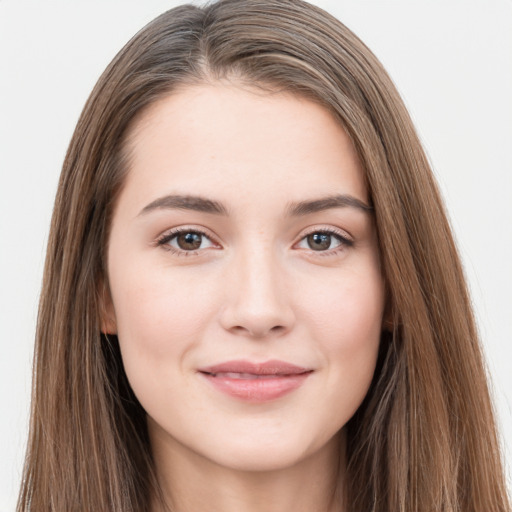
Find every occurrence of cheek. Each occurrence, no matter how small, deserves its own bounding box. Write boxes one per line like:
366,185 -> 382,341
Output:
297,265 -> 385,417
107,261 -> 217,382
301,263 -> 385,347
108,266 -> 221,424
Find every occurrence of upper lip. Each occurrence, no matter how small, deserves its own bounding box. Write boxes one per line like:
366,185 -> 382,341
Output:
198,359 -> 311,376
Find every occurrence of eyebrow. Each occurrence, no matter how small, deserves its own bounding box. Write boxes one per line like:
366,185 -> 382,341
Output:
139,194 -> 228,216
138,193 -> 372,218
286,194 -> 373,216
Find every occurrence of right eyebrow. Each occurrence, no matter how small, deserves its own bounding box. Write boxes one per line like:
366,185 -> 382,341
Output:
138,194 -> 229,217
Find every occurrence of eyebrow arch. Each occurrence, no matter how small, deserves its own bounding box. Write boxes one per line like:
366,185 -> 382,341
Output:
139,194 -> 228,216
286,194 -> 373,216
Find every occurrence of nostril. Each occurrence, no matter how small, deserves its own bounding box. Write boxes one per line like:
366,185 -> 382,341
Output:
229,323 -> 287,338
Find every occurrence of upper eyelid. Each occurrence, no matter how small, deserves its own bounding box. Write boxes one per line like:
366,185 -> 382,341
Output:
156,225 -> 217,243
297,225 -> 353,242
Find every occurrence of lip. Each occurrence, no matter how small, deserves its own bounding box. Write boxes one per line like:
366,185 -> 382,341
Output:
198,359 -> 313,402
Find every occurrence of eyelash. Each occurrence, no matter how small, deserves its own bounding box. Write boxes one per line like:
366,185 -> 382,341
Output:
155,226 -> 354,257
155,227 -> 218,256
296,227 -> 354,256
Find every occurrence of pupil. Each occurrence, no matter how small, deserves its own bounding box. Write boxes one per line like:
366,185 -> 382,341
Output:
308,233 -> 331,251
177,232 -> 202,250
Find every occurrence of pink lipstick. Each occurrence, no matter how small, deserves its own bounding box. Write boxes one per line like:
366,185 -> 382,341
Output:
198,360 -> 312,402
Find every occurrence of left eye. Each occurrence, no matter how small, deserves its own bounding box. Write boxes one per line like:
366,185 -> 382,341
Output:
296,232 -> 344,251
164,231 -> 215,251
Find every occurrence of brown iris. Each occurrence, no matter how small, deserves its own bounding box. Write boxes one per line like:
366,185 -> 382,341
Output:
307,233 -> 332,251
176,232 -> 203,250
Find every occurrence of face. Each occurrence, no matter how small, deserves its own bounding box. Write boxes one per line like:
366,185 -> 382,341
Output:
104,84 -> 386,473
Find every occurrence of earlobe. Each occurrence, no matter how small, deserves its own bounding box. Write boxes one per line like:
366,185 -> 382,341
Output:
101,309 -> 117,335
99,279 -> 117,335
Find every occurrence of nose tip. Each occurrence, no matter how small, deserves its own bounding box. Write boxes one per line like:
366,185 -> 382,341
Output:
220,291 -> 295,339
219,255 -> 295,339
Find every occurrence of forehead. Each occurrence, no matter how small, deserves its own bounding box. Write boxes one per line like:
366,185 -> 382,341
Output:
120,83 -> 368,212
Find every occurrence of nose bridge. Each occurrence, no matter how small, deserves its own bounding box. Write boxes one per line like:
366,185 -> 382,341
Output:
221,238 -> 294,337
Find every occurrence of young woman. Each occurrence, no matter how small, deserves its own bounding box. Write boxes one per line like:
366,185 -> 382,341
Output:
16,1 -> 511,511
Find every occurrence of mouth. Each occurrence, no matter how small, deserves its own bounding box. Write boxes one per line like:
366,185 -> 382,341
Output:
198,360 -> 313,402
204,372 -> 297,379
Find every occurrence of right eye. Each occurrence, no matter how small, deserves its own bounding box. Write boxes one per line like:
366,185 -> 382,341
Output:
157,228 -> 217,255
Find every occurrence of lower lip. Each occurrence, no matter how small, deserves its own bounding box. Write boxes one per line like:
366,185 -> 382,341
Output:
200,373 -> 311,402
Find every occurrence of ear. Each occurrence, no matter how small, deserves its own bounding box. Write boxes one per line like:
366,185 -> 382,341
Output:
98,278 -> 117,335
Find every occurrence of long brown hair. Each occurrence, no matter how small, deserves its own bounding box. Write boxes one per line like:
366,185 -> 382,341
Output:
17,1 -> 510,511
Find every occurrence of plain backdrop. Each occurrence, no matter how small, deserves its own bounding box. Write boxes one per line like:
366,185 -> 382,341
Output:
1,0 -> 511,510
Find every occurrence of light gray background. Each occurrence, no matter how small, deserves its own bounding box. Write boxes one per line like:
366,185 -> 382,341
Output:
1,1 -> 511,510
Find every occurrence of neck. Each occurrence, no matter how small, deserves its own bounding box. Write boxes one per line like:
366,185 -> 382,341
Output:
150,426 -> 346,512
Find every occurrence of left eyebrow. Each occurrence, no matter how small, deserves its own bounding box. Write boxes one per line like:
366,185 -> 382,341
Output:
286,194 -> 373,216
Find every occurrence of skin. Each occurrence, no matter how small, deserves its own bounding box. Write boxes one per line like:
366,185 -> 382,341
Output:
103,83 -> 386,512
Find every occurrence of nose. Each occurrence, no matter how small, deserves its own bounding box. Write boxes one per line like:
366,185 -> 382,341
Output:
219,247 -> 295,339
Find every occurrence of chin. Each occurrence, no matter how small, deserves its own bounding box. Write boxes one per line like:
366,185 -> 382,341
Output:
199,427 -> 342,474
221,448 -> 305,472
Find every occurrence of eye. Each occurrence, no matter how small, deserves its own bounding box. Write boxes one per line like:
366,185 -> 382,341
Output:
157,229 -> 217,253
295,230 -> 353,252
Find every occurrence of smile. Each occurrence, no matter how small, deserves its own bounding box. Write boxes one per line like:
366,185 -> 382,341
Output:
206,372 -> 293,379
198,360 -> 313,402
